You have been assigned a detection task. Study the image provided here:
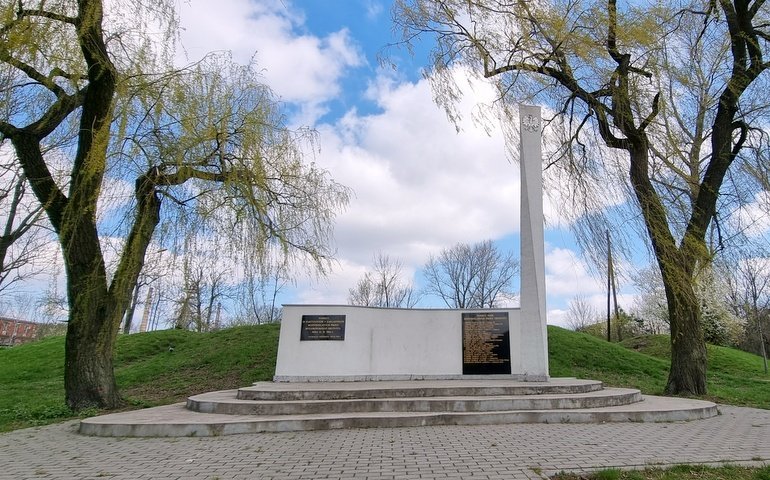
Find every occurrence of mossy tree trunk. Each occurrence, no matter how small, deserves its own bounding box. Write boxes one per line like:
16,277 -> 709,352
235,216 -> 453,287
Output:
3,0 -> 161,409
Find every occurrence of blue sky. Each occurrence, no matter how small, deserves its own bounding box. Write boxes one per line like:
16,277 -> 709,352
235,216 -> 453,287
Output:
172,0 -> 641,326
0,0 -> 644,327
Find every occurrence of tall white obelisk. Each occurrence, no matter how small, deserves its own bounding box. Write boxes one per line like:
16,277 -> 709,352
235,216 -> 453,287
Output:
519,105 -> 549,379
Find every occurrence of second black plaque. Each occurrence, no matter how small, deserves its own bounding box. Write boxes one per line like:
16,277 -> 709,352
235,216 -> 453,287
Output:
462,312 -> 511,375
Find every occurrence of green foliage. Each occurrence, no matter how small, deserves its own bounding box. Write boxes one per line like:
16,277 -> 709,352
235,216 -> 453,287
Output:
0,336 -> 68,431
594,469 -> 622,480
579,321 -> 608,339
115,324 -> 280,405
701,305 -> 730,346
0,323 -> 279,431
397,0 -> 770,397
577,308 -> 647,342
754,466 -> 770,480
1,1 -> 348,409
552,465 -> 770,479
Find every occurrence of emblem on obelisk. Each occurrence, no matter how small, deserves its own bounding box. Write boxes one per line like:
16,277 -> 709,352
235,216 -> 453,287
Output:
522,113 -> 540,133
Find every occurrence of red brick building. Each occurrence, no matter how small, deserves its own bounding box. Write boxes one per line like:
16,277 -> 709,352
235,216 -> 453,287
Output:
0,317 -> 39,346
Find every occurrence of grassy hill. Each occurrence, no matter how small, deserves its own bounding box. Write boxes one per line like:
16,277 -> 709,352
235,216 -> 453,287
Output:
1,324 -> 768,432
619,334 -> 770,408
0,324 -> 279,432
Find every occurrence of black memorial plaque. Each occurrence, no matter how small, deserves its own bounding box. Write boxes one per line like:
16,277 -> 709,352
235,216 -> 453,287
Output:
462,312 -> 511,375
300,315 -> 346,341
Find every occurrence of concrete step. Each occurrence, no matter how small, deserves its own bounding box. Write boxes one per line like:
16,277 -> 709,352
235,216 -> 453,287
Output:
79,394 -> 719,437
189,388 -> 642,415
237,378 -> 605,401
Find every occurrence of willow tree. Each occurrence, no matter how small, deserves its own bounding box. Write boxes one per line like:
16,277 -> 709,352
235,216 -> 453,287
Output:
0,1 -> 348,409
395,0 -> 770,394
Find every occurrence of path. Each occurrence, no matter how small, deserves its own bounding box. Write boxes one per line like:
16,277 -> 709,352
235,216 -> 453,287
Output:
1,405 -> 769,479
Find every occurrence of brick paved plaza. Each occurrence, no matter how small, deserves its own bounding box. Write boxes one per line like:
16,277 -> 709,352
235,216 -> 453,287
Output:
1,405 -> 769,479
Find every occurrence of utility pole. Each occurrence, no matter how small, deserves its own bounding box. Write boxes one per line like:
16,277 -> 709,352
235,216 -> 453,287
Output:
606,230 -> 623,341
606,231 -> 612,342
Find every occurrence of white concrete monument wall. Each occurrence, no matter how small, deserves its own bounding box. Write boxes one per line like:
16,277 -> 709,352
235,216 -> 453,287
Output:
275,305 -> 547,381
273,104 -> 548,382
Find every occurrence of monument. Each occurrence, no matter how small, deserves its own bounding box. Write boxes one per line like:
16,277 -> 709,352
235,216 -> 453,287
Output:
274,105 -> 548,382
78,105 -> 719,437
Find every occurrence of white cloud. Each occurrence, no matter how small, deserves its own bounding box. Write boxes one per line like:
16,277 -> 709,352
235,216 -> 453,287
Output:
312,71 -> 518,271
6,0 -> 641,324
291,67 -> 632,308
292,259 -> 370,305
177,0 -> 363,124
365,1 -> 384,20
172,3 -> 615,311
547,308 -> 569,327
545,246 -> 605,298
543,243 -> 640,331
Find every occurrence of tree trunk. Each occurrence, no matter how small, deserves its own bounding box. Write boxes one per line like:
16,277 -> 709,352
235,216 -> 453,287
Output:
59,205 -> 124,409
64,296 -> 123,409
627,143 -> 708,395
663,268 -> 707,395
62,180 -> 160,409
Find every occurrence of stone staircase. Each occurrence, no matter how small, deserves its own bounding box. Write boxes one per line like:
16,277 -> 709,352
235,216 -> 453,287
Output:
79,378 -> 719,437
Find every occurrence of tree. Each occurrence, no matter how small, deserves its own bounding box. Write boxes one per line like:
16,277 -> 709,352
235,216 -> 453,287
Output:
631,265 -> 670,335
172,255 -> 231,333
233,253 -> 288,325
348,254 -> 420,308
395,0 -> 770,395
565,294 -> 600,332
723,249 -> 770,367
422,239 -> 518,308
0,163 -> 46,293
632,262 -> 742,344
0,1 -> 349,409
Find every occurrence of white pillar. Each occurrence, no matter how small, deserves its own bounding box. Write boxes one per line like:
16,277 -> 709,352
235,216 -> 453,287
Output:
519,105 -> 549,379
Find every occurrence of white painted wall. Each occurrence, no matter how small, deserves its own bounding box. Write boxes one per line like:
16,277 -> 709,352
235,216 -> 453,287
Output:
274,305 -> 548,382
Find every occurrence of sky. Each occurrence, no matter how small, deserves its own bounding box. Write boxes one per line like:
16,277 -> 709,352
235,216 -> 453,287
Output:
169,0 -> 640,326
0,0 -> 644,327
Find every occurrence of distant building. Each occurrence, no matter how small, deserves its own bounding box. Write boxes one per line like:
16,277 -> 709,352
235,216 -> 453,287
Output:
0,317 -> 39,346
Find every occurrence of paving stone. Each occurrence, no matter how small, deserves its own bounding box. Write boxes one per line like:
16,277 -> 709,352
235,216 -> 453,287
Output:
1,406 -> 770,479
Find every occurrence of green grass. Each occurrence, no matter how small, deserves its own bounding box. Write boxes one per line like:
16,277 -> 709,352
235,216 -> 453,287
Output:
619,334 -> 770,409
552,464 -> 770,480
0,323 -> 279,432
1,323 -> 769,433
549,327 -> 670,395
0,335 -> 71,432
548,327 -> 770,408
114,325 -> 279,406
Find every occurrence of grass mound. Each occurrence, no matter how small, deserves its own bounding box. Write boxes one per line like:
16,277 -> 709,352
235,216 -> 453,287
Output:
0,323 -> 279,432
619,334 -> 770,408
2,323 -> 768,432
548,326 -> 669,395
